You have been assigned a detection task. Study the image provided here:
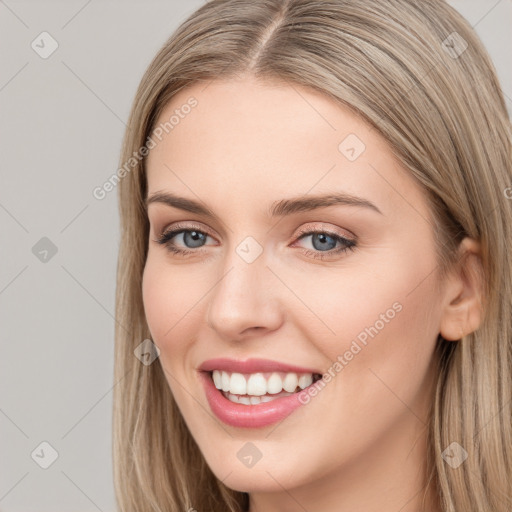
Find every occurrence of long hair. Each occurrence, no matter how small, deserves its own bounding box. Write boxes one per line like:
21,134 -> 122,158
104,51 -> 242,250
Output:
112,1 -> 512,510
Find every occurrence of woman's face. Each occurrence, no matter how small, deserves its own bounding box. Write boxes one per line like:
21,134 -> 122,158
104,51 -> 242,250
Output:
143,77 -> 446,504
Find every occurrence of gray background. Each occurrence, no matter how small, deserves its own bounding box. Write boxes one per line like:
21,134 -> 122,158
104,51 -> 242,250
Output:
1,1 -> 510,511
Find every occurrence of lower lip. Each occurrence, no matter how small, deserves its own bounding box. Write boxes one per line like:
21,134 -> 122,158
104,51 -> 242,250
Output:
199,371 -> 309,428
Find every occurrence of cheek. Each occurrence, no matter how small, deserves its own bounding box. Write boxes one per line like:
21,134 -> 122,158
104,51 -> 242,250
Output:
283,250 -> 440,410
252,255 -> 441,478
142,258 -> 205,410
141,258 -> 199,354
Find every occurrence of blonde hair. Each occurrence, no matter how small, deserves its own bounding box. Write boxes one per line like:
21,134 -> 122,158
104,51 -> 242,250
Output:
113,0 -> 512,510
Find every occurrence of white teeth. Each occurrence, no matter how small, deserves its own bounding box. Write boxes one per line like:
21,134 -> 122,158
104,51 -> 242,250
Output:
212,370 -> 222,389
247,373 -> 267,396
298,374 -> 313,389
267,372 -> 283,394
230,372 -> 247,395
221,371 -> 230,392
211,369 -> 317,397
283,373 -> 298,392
224,389 -> 295,405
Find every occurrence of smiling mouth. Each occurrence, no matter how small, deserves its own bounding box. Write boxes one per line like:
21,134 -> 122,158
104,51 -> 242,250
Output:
209,369 -> 322,405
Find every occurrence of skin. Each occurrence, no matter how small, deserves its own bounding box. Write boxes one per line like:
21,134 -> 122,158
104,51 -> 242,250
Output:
142,76 -> 483,512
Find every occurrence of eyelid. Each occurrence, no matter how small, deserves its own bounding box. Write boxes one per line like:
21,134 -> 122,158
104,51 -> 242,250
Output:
292,222 -> 356,242
158,221 -> 217,240
155,220 -> 355,248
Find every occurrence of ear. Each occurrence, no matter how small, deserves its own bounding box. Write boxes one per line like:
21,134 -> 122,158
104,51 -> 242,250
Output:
439,237 -> 485,341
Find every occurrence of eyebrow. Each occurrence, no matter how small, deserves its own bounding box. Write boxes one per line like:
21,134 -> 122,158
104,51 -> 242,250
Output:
145,191 -> 383,218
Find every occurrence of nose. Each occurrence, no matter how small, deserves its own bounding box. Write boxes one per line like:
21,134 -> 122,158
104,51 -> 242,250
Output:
206,247 -> 283,340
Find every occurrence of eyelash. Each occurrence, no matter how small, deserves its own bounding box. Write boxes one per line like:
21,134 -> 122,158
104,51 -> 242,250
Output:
153,222 -> 357,261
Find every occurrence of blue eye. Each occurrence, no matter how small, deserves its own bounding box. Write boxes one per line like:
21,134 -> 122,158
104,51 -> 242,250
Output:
293,230 -> 357,260
155,227 -> 212,255
312,232 -> 338,251
171,230 -> 207,249
154,225 -> 357,260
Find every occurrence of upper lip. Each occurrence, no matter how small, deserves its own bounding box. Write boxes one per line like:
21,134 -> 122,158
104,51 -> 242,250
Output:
198,357 -> 322,375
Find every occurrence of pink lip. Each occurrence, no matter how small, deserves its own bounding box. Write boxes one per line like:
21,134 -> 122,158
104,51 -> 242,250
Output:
197,358 -> 322,429
199,371 -> 312,428
198,357 -> 322,375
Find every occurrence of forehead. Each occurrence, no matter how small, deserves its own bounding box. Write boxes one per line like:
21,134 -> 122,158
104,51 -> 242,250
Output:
145,77 -> 429,223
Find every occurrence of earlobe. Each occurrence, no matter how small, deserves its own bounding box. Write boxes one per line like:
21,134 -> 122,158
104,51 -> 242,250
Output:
438,238 -> 485,342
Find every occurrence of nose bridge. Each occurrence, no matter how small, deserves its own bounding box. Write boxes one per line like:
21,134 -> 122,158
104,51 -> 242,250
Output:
206,235 -> 281,337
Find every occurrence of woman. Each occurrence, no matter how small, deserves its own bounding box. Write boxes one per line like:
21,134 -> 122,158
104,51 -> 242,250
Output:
112,1 -> 512,511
